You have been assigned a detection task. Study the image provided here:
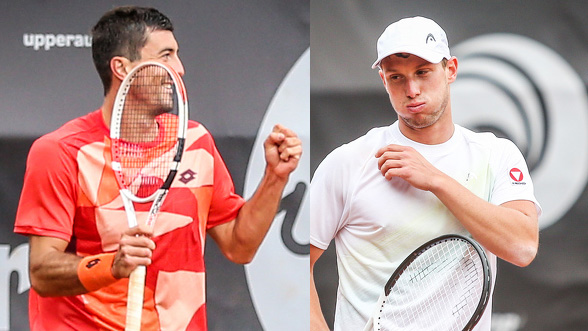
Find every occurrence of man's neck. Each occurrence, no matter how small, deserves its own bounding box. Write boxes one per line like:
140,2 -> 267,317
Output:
100,87 -> 118,129
398,116 -> 455,145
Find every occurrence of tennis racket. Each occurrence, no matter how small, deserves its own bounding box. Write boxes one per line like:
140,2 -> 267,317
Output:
110,61 -> 188,331
364,234 -> 491,331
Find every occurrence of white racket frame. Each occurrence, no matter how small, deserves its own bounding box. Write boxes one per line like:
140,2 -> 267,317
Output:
110,61 -> 188,331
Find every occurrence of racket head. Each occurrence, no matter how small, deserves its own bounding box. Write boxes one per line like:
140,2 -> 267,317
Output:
375,234 -> 491,331
110,61 -> 187,203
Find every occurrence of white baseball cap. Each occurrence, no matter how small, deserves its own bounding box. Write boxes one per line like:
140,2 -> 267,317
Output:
372,16 -> 451,69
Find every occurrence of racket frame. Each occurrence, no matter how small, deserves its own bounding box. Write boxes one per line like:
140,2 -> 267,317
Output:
374,234 -> 492,331
111,60 -> 187,204
109,60 -> 188,331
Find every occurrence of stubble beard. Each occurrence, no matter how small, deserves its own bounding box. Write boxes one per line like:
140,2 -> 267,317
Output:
399,89 -> 450,130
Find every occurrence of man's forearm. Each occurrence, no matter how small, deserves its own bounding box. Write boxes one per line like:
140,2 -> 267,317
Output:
229,168 -> 289,263
430,174 -> 539,266
311,270 -> 330,331
30,250 -> 87,297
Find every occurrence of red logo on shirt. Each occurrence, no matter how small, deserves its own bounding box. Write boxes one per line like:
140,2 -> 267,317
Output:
509,168 -> 523,182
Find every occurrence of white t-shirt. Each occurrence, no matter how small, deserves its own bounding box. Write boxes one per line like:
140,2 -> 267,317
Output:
310,122 -> 541,331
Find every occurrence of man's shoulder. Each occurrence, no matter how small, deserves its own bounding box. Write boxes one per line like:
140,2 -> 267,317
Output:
339,125 -> 390,152
33,110 -> 106,153
186,120 -> 216,147
316,125 -> 391,178
329,126 -> 389,160
457,125 -> 515,149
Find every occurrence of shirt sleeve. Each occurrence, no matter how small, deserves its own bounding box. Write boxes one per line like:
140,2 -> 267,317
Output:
310,145 -> 353,250
206,141 -> 245,229
490,138 -> 542,215
14,136 -> 78,241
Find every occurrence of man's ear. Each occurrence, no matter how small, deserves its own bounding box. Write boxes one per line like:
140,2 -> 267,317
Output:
446,56 -> 458,83
110,56 -> 132,81
379,69 -> 387,87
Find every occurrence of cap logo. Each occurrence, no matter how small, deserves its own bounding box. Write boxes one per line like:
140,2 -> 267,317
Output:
372,17 -> 451,69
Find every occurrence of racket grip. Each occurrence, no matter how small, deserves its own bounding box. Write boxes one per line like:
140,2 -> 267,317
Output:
125,265 -> 146,331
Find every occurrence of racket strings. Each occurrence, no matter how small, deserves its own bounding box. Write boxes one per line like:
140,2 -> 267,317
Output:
378,239 -> 485,331
112,64 -> 180,198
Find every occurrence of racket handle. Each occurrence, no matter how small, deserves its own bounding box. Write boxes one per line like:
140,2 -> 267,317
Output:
125,265 -> 146,331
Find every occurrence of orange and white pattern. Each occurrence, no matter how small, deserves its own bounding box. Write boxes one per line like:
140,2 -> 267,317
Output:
15,109 -> 245,330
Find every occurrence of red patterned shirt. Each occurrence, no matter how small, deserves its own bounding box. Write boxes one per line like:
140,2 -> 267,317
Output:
15,109 -> 245,330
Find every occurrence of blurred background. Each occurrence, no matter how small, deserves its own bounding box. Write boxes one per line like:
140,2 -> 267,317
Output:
311,1 -> 588,330
4,1 -> 588,330
0,1 -> 309,330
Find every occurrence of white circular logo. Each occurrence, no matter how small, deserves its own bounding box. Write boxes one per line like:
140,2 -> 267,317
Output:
243,48 -> 309,330
452,34 -> 588,229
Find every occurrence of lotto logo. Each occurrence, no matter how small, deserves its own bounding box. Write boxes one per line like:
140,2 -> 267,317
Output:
85,258 -> 101,269
179,169 -> 197,184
